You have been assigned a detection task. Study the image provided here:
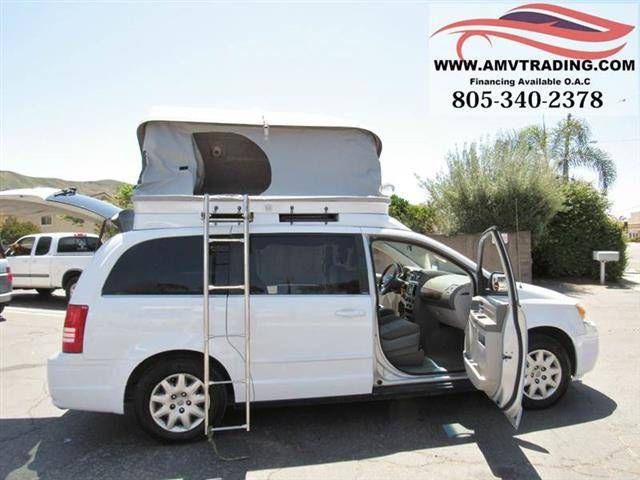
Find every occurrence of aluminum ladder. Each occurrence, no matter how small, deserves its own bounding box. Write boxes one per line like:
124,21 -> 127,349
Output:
202,194 -> 252,435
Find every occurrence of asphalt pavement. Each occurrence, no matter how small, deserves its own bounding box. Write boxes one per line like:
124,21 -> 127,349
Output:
1,249 -> 639,480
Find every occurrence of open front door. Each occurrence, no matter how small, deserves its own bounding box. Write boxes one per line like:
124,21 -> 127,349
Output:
464,227 -> 527,428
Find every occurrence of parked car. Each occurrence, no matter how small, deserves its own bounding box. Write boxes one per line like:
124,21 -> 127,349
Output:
6,233 -> 102,299
47,199 -> 598,442
0,250 -> 13,313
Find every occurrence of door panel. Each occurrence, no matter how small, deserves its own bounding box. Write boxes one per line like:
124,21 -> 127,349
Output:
31,236 -> 53,288
224,231 -> 374,402
226,295 -> 373,402
464,227 -> 527,428
5,236 -> 36,288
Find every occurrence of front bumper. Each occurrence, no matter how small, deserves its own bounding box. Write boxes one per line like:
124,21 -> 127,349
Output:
573,324 -> 599,378
47,352 -> 124,414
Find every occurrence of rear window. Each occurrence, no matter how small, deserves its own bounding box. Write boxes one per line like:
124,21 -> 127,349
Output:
57,236 -> 101,254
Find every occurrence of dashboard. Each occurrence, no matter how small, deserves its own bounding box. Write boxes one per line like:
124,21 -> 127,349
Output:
401,267 -> 473,330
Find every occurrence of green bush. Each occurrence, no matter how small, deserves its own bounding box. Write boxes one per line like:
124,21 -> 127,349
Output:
533,182 -> 627,280
420,133 -> 565,237
388,195 -> 437,234
0,216 -> 40,245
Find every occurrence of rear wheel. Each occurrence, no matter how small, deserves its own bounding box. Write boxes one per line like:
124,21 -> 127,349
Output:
134,357 -> 227,442
523,334 -> 571,409
64,275 -> 80,301
36,288 -> 53,297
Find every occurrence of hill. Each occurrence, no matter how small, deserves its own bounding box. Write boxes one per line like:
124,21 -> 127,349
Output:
0,171 -> 126,197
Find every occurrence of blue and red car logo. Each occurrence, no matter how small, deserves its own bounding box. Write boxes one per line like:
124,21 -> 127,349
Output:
432,3 -> 634,60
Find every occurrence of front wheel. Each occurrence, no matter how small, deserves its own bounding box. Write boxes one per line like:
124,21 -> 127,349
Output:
134,357 -> 227,442
523,334 -> 571,409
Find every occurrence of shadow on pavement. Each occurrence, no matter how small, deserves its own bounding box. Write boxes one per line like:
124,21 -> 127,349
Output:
7,290 -> 67,311
0,383 -> 616,480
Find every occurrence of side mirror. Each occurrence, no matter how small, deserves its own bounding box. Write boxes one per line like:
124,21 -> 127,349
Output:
489,272 -> 508,293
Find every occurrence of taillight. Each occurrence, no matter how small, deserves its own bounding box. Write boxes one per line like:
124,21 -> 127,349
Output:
63,304 -> 88,353
6,266 -> 12,285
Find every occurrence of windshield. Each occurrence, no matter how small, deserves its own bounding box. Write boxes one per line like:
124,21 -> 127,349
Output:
372,239 -> 467,276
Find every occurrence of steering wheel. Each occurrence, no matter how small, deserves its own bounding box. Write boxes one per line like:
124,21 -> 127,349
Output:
378,262 -> 403,295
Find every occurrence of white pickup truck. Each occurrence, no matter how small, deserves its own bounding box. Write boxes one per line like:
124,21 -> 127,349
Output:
0,187 -> 131,300
6,232 -> 102,299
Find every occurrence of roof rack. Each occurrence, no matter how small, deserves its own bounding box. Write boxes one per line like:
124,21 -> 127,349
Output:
132,195 -> 397,230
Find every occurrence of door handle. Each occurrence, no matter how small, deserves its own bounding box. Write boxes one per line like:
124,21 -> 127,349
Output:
335,309 -> 366,318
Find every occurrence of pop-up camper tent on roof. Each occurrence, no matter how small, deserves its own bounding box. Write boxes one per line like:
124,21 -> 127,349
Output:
134,108 -> 383,197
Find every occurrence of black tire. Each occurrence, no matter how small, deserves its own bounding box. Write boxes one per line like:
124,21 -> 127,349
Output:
523,334 -> 571,410
36,288 -> 53,297
0,303 -> 5,314
134,356 -> 227,442
64,275 -> 80,301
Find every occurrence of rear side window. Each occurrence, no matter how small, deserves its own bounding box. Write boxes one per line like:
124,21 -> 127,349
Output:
250,234 -> 368,295
35,236 -> 52,256
103,234 -> 368,296
102,236 -> 237,295
57,236 -> 101,253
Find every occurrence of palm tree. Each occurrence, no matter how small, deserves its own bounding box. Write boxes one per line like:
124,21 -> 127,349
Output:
519,114 -> 616,192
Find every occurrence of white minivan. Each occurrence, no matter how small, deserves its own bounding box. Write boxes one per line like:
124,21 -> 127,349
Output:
47,110 -> 598,442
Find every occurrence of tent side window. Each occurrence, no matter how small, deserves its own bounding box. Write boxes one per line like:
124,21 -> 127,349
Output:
193,132 -> 272,195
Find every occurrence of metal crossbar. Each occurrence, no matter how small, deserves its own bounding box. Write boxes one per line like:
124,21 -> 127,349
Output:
203,194 -> 252,436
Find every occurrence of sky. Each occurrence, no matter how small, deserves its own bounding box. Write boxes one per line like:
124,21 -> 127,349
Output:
1,1 -> 639,216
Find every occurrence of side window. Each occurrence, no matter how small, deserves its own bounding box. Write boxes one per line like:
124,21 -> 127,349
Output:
6,236 -> 35,257
250,234 -> 368,295
35,236 -> 52,256
102,236 -> 238,295
57,236 -> 101,253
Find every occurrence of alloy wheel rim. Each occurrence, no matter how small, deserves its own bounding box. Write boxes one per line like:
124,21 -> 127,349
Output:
69,282 -> 77,297
524,349 -> 562,400
149,373 -> 206,432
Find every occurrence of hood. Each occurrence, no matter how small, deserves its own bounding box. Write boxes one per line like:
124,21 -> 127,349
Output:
134,107 -> 383,197
0,188 -> 131,231
516,282 -> 576,304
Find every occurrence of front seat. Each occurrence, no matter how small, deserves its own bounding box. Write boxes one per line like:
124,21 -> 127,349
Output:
378,310 -> 425,367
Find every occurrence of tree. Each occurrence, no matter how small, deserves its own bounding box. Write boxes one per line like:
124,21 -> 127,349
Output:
114,183 -> 134,209
533,182 -> 627,280
421,132 -> 565,237
0,216 -> 40,245
520,114 -> 616,191
388,195 -> 437,234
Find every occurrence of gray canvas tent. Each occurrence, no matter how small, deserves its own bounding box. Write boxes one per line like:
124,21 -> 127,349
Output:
135,108 -> 383,197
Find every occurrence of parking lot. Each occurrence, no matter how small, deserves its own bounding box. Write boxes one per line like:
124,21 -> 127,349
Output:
1,244 -> 639,480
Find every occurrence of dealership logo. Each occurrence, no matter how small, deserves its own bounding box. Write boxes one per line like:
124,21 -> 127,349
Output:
432,3 -> 634,60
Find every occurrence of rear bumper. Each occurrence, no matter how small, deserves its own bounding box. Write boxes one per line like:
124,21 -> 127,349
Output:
47,352 -> 124,414
573,326 -> 599,379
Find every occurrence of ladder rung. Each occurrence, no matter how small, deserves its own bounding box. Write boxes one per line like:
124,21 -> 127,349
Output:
207,334 -> 246,339
208,284 -> 245,291
209,238 -> 245,243
207,218 -> 246,224
209,380 -> 247,385
209,424 -> 248,432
